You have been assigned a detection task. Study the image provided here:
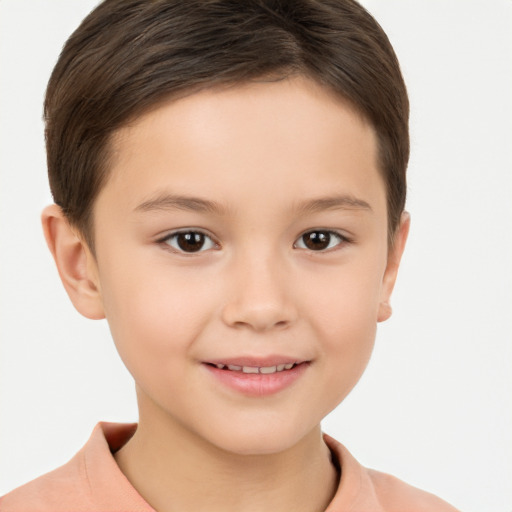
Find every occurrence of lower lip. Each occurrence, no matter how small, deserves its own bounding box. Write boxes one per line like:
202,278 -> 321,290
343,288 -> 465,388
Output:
203,363 -> 309,397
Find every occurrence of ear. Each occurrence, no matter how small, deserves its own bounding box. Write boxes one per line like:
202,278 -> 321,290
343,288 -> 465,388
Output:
41,204 -> 105,320
377,211 -> 410,323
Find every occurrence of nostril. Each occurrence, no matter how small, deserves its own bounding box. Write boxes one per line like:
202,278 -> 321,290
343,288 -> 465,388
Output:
232,319 -> 289,331
221,298 -> 297,332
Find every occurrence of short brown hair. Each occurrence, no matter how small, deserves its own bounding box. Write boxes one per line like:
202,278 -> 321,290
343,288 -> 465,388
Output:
45,0 -> 409,250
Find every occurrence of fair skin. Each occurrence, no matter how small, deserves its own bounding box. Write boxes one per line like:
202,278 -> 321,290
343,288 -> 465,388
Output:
42,77 -> 409,512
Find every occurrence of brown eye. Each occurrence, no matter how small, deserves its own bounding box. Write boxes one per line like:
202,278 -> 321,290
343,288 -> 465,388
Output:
295,230 -> 344,251
164,231 -> 216,253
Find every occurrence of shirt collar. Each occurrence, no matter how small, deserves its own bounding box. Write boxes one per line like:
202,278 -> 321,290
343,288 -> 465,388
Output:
84,422 -> 374,511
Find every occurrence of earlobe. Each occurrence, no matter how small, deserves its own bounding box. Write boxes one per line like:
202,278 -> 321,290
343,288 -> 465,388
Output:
377,301 -> 392,323
41,204 -> 105,320
377,212 -> 410,323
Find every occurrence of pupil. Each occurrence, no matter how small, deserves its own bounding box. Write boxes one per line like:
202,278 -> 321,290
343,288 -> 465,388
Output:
177,232 -> 205,252
304,231 -> 330,250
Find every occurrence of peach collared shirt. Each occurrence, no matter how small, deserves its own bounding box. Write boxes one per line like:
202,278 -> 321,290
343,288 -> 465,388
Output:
1,422 -> 459,511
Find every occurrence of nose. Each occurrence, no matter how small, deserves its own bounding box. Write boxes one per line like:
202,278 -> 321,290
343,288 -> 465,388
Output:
221,251 -> 297,332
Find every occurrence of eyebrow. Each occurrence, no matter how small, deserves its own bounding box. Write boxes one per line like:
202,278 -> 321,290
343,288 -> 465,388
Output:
295,195 -> 373,215
134,194 -> 225,214
134,193 -> 372,216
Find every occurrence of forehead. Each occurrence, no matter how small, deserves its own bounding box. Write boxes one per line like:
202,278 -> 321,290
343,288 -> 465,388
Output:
100,77 -> 385,218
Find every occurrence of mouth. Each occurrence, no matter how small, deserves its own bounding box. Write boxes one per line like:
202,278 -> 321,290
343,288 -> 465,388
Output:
205,362 -> 303,374
203,359 -> 310,396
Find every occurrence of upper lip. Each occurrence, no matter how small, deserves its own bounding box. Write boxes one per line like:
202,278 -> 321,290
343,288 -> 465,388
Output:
204,356 -> 309,367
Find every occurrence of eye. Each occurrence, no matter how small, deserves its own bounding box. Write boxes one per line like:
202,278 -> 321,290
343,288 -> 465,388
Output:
294,230 -> 347,251
162,230 -> 217,253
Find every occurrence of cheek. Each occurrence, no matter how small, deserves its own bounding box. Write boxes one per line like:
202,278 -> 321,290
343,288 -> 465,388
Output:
302,253 -> 385,335
98,260 -> 216,380
312,302 -> 377,416
318,292 -> 377,377
300,259 -> 384,402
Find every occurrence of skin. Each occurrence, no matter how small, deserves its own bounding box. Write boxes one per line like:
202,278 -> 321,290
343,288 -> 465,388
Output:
42,77 -> 409,512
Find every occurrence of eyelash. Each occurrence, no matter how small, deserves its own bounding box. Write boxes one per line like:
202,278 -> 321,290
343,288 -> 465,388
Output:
158,229 -> 219,254
157,229 -> 351,254
293,229 -> 351,252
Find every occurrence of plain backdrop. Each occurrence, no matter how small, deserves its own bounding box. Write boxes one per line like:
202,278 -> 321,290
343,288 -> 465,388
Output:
0,1 -> 511,511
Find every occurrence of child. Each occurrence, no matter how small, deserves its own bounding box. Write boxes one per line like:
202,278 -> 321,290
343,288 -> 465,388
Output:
1,1 -> 460,510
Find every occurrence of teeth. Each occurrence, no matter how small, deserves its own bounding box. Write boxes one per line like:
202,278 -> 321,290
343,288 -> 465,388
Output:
242,366 -> 259,374
212,362 -> 299,372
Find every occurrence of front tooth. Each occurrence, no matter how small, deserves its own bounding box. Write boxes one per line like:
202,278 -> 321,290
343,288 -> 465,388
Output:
276,364 -> 285,372
242,366 -> 259,374
260,366 -> 277,374
216,364 -> 225,369
284,363 -> 294,370
227,365 -> 242,371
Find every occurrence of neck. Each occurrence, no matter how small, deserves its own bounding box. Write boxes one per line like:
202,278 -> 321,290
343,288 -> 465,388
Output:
114,396 -> 339,512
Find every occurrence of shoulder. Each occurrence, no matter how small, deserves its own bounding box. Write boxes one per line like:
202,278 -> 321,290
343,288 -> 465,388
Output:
366,468 -> 460,512
323,434 -> 460,512
0,422 -> 147,512
0,450 -> 93,512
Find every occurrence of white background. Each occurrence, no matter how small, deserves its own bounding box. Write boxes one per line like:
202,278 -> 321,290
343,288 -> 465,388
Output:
0,1 -> 511,510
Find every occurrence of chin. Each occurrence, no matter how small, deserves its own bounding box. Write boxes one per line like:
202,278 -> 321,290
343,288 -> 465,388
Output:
198,418 -> 317,456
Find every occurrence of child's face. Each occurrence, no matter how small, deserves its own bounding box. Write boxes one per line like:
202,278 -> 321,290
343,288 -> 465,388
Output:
86,77 -> 406,454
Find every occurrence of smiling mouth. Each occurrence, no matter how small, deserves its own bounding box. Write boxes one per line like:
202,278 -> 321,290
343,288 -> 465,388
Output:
205,362 -> 304,374
204,360 -> 309,396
